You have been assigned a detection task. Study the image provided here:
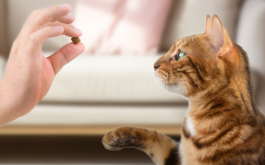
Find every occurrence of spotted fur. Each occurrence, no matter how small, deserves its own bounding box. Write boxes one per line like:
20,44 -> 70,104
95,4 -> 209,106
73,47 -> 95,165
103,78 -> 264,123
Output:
103,15 -> 265,165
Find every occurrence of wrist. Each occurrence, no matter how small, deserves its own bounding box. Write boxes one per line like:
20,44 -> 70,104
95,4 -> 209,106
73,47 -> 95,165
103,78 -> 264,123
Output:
0,81 -> 23,126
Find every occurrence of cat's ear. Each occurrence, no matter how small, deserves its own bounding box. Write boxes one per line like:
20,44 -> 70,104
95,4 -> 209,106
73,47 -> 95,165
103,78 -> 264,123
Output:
207,15 -> 225,50
204,15 -> 212,34
206,15 -> 239,71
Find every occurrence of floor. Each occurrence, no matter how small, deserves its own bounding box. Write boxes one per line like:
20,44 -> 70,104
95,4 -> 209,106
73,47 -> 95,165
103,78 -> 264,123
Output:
0,135 -> 180,165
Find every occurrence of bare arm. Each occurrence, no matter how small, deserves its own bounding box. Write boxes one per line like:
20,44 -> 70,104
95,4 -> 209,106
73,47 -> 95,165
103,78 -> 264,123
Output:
0,4 -> 85,126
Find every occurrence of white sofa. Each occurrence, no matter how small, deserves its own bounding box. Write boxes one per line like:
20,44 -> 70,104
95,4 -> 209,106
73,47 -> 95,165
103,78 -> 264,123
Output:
0,0 -> 264,135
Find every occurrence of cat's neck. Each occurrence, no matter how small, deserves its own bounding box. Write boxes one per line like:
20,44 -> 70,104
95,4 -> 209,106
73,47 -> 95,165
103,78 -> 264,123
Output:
232,45 -> 265,124
188,83 -> 243,116
188,45 -> 265,125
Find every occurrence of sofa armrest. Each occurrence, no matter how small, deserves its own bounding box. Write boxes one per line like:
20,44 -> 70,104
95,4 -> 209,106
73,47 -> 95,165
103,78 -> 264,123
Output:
236,0 -> 265,113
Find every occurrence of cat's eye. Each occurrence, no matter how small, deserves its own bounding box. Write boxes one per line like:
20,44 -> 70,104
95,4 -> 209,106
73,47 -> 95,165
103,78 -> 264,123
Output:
177,52 -> 186,61
172,51 -> 186,61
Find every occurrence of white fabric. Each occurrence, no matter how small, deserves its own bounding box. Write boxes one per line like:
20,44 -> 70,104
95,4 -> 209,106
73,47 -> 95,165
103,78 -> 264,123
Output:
236,0 -> 265,113
42,53 -> 186,103
9,104 -> 187,125
160,0 -> 243,50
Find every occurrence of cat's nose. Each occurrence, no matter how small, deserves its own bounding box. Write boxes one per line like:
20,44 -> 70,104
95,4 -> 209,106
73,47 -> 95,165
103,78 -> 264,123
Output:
154,63 -> 160,70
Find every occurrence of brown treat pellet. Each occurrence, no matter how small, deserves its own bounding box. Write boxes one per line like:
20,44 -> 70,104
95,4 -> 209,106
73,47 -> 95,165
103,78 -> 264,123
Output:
71,37 -> 81,45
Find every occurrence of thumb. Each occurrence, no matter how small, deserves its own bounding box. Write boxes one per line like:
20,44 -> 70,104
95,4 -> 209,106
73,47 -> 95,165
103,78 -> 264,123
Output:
47,42 -> 85,75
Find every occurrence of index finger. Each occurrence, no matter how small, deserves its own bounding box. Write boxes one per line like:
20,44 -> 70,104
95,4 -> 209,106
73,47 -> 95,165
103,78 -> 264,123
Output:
17,4 -> 72,53
26,4 -> 71,33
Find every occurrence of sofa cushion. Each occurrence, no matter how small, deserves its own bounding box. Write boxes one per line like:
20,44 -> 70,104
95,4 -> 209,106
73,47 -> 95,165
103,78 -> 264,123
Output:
9,104 -> 187,126
42,53 -> 186,103
160,0 -> 243,51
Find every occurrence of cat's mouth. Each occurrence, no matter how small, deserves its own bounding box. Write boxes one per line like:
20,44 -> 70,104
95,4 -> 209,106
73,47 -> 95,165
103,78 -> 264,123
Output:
155,70 -> 172,84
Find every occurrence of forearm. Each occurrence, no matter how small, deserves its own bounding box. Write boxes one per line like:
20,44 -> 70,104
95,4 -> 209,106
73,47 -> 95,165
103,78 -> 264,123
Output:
0,106 -> 20,127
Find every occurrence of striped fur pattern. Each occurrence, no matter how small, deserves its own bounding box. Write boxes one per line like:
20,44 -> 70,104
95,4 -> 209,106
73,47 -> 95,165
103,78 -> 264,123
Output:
102,15 -> 265,165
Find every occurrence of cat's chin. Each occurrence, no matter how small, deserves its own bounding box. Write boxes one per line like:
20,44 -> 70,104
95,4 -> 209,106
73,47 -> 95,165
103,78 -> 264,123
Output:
155,75 -> 188,97
163,84 -> 188,99
162,84 -> 180,94
157,80 -> 187,96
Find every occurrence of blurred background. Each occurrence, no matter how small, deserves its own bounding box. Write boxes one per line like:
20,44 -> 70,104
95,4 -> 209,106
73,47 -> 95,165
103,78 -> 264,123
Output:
0,0 -> 264,164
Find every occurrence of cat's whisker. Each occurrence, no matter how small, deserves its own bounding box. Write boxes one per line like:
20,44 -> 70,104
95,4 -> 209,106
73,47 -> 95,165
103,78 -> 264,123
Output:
170,75 -> 180,93
169,78 -> 179,93
166,79 -> 169,91
161,78 -> 166,89
164,78 -> 167,90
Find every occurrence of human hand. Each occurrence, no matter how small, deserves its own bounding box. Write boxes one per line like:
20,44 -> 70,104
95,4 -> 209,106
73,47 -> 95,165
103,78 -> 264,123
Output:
0,4 -> 84,125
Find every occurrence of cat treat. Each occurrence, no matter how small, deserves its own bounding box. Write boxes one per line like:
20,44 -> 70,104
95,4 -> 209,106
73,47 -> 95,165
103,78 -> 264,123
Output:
71,37 -> 81,45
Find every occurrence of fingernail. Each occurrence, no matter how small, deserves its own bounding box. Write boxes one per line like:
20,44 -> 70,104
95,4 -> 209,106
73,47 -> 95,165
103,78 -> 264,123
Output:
59,4 -> 68,9
75,28 -> 82,35
67,13 -> 75,19
55,26 -> 63,31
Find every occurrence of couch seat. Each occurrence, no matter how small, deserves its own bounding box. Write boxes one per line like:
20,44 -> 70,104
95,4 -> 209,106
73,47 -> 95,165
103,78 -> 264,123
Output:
43,53 -> 187,103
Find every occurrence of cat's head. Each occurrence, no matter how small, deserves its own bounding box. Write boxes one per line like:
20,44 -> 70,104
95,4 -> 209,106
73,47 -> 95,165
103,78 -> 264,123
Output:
154,15 -> 239,98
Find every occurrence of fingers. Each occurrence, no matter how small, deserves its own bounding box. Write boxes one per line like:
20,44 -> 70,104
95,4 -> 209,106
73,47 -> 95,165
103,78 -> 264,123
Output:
47,22 -> 82,37
28,5 -> 71,31
47,42 -> 85,75
23,21 -> 83,59
24,26 -> 64,58
16,4 -> 72,53
19,5 -> 71,41
52,13 -> 75,24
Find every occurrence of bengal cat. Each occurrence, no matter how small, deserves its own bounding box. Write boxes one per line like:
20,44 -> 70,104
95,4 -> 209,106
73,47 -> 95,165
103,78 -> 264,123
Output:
102,15 -> 265,165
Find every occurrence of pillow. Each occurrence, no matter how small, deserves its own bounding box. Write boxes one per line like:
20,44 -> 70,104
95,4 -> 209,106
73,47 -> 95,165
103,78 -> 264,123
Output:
73,0 -> 172,55
160,0 -> 243,51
